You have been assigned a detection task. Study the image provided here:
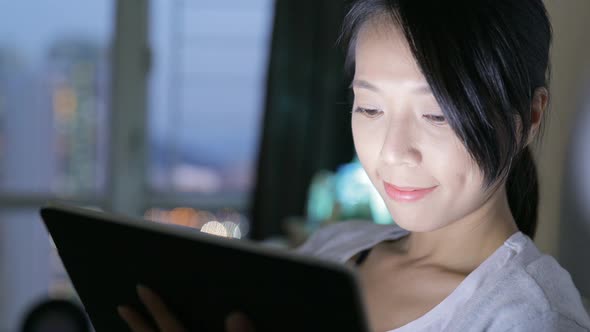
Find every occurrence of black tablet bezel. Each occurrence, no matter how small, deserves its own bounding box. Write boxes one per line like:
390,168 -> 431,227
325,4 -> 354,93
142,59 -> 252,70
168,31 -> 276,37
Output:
40,202 -> 371,332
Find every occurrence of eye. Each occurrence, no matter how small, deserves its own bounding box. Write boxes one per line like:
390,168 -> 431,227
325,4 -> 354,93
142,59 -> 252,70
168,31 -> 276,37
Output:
423,114 -> 447,125
353,107 -> 382,118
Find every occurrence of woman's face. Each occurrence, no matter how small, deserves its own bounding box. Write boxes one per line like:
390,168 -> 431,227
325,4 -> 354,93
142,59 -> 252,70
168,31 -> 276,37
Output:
351,20 -> 496,232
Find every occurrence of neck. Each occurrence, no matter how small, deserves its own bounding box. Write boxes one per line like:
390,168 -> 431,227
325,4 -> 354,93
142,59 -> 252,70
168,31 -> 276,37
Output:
400,186 -> 519,273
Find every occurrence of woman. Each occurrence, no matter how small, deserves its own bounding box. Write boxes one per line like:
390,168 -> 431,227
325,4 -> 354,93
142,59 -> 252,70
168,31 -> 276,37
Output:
119,0 -> 590,331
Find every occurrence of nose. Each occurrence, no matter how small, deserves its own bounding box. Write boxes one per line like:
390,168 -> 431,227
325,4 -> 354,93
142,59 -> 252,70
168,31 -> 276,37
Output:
379,117 -> 422,168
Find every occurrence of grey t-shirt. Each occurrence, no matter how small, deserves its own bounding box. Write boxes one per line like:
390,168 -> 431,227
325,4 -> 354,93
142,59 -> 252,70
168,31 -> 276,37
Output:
294,221 -> 590,331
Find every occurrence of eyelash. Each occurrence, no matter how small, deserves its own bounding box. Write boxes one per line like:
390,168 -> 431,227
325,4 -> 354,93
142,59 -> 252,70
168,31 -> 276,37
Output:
352,107 -> 381,117
352,107 -> 447,124
423,114 -> 447,124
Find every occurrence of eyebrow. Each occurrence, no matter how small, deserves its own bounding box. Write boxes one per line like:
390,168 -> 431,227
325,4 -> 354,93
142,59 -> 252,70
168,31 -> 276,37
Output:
351,79 -> 380,92
351,79 -> 432,95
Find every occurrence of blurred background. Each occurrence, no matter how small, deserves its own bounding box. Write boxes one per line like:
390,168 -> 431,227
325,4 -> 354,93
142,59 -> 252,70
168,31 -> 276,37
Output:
0,0 -> 588,331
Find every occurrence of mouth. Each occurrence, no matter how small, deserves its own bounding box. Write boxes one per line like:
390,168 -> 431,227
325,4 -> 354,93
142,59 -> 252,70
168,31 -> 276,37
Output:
383,181 -> 438,202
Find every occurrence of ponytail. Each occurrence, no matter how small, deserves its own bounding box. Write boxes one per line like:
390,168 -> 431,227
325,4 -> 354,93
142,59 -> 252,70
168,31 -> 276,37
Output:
506,146 -> 539,239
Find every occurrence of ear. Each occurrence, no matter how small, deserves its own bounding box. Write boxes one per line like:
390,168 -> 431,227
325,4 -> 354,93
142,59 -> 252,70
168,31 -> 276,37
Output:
526,87 -> 549,146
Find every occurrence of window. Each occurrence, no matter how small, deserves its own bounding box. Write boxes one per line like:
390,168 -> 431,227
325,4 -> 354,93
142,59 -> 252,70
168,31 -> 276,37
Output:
148,0 -> 274,196
0,2 -> 111,196
144,0 -> 274,237
0,2 -> 113,330
0,1 -> 274,330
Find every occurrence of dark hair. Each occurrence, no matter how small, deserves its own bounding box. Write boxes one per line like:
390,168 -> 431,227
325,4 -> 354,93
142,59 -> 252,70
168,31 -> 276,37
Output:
340,0 -> 552,239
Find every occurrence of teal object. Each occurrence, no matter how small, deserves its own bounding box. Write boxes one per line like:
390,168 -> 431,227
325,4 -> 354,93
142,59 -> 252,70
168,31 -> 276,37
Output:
305,155 -> 394,227
334,159 -> 372,219
369,183 -> 393,224
306,170 -> 336,228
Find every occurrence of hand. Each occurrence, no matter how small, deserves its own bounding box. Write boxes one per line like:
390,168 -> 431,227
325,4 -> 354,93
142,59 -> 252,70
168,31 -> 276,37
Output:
118,285 -> 255,332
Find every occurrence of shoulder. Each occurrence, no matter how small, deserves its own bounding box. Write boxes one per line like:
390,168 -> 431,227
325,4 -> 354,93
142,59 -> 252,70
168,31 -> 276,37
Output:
460,234 -> 590,331
520,253 -> 590,329
499,311 -> 590,331
293,220 -> 408,263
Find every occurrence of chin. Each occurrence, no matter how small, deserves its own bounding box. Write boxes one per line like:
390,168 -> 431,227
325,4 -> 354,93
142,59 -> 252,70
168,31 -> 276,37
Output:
389,210 -> 450,233
395,221 -> 438,233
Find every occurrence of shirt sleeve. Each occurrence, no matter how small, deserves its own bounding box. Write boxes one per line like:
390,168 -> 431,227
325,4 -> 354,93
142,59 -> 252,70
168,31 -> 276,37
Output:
291,223 -> 339,255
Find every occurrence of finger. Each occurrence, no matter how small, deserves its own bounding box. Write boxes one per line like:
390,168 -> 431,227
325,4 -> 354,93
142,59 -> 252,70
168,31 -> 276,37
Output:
225,311 -> 256,332
137,284 -> 186,332
118,305 -> 155,332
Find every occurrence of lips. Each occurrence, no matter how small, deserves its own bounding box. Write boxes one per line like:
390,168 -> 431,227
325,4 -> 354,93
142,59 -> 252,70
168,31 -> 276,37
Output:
383,181 -> 437,202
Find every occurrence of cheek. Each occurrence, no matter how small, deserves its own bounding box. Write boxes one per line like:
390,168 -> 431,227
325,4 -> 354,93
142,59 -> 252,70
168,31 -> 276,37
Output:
351,119 -> 381,172
436,139 -> 485,198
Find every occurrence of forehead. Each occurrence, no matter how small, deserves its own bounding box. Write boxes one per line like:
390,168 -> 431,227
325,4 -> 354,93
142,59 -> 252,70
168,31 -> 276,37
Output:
354,19 -> 427,87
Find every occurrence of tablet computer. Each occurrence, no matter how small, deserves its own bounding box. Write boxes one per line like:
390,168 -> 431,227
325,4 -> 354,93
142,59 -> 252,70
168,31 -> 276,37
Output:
40,203 -> 371,332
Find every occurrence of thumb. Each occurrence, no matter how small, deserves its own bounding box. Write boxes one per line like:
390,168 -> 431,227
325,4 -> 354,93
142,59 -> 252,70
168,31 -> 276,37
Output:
225,311 -> 255,332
